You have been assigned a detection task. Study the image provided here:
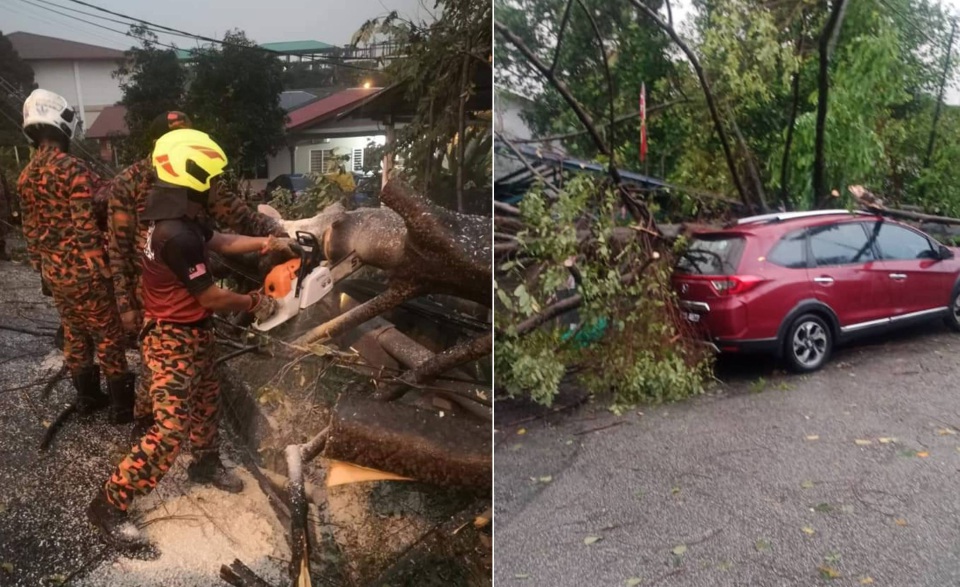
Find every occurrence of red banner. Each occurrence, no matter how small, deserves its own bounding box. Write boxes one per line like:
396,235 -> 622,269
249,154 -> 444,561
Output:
640,83 -> 647,163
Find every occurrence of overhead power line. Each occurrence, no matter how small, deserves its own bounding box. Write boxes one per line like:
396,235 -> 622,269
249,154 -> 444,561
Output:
0,0 -> 125,49
16,0 -> 155,42
53,0 -> 384,72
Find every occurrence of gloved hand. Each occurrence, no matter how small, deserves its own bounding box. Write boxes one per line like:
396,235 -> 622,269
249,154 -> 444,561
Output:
249,292 -> 280,322
260,235 -> 303,261
40,277 -> 52,297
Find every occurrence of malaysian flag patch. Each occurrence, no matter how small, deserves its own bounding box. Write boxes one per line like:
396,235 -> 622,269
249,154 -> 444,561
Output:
188,263 -> 207,279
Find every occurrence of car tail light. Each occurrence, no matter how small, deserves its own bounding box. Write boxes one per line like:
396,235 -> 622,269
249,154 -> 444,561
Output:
709,275 -> 764,296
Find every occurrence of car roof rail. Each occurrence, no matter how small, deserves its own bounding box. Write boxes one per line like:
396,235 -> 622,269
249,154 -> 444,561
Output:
735,209 -> 870,225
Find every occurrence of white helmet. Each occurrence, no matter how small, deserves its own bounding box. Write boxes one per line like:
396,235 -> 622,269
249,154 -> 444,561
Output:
22,89 -> 79,144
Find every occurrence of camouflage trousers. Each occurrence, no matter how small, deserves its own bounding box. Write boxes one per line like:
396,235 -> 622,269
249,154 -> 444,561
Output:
104,322 -> 220,511
134,352 -> 151,420
47,274 -> 128,378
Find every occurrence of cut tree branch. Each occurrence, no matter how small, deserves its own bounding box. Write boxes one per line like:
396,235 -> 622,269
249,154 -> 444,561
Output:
511,294 -> 583,336
727,106 -> 768,210
495,131 -> 561,195
576,0 -> 618,168
494,21 -> 617,180
494,201 -> 521,216
551,0 -> 576,74
293,283 -> 421,346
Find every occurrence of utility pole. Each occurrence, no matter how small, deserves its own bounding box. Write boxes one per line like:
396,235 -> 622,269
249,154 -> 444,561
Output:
923,18 -> 957,173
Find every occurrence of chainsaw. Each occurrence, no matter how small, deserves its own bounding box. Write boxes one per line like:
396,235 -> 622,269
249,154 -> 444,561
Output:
253,231 -> 362,331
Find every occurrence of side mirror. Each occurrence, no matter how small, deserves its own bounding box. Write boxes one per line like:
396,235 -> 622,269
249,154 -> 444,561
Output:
940,245 -> 955,260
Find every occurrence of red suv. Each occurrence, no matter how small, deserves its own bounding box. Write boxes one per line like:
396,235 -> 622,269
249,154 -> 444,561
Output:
673,211 -> 960,372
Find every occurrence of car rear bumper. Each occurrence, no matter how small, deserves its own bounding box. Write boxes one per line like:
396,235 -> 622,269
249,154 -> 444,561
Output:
712,337 -> 779,354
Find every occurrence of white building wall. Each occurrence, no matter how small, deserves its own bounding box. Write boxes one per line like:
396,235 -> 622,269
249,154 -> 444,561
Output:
267,135 -> 387,179
28,59 -> 123,132
494,91 -> 535,181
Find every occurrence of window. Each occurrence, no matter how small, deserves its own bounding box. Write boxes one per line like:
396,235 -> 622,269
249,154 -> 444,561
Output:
809,222 -> 875,266
676,236 -> 745,275
768,230 -> 807,269
871,222 -> 936,260
309,149 -> 337,174
352,148 -> 363,172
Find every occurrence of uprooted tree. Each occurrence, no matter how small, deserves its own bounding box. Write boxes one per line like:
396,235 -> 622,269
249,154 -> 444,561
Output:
234,178 -> 493,587
497,0 -> 959,213
495,6 -> 713,408
493,0 -> 960,407
271,179 -> 493,388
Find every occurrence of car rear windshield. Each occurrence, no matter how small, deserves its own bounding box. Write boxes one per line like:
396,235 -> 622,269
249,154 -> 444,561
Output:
676,236 -> 746,275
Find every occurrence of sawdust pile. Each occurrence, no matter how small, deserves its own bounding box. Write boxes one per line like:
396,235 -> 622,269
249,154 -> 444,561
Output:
78,464 -> 289,587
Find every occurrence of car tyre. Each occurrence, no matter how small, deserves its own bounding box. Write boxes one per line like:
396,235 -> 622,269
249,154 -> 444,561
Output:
945,286 -> 960,332
783,313 -> 832,373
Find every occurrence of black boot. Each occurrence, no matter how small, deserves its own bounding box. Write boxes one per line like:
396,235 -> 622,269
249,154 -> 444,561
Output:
72,365 -> 109,414
106,373 -> 135,424
87,488 -> 149,550
187,452 -> 244,493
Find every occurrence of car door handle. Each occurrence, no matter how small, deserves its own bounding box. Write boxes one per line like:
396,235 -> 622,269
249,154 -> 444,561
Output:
813,276 -> 834,285
889,273 -> 907,281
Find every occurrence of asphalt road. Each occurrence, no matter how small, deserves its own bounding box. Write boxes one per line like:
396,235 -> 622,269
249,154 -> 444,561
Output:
495,325 -> 960,586
0,254 -> 287,587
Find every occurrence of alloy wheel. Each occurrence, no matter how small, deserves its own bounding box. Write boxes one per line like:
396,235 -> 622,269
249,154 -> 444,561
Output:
792,321 -> 827,368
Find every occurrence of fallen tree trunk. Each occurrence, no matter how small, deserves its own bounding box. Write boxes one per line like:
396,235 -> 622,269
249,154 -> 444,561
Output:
849,185 -> 960,225
321,395 -> 491,489
260,180 -> 490,350
219,559 -> 276,587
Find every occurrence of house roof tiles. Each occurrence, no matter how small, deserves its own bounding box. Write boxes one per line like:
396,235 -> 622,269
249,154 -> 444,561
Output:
86,105 -> 127,139
285,87 -> 380,130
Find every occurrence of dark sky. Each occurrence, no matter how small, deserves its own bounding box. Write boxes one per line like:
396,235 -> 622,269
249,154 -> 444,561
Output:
1,0 -> 434,50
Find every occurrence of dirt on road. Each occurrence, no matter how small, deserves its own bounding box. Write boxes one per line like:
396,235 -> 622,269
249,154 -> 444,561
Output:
495,324 -> 960,587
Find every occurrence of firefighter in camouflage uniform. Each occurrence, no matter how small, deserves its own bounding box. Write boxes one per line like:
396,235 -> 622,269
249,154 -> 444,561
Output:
106,111 -> 291,432
17,89 -> 134,422
88,129 -> 289,550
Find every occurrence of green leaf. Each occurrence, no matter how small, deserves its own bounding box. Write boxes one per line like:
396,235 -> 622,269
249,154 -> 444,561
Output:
672,544 -> 687,556
800,480 -> 815,489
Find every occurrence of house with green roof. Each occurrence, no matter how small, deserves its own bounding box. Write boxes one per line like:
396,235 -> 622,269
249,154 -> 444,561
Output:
176,40 -> 336,63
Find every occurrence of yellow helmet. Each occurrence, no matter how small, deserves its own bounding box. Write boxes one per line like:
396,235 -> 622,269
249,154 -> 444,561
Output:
152,128 -> 228,192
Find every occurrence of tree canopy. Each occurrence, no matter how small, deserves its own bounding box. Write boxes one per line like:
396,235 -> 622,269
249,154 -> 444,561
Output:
496,0 -> 960,214
117,28 -> 286,174
0,30 -> 36,147
185,30 -> 287,176
116,26 -> 187,160
359,0 -> 493,212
